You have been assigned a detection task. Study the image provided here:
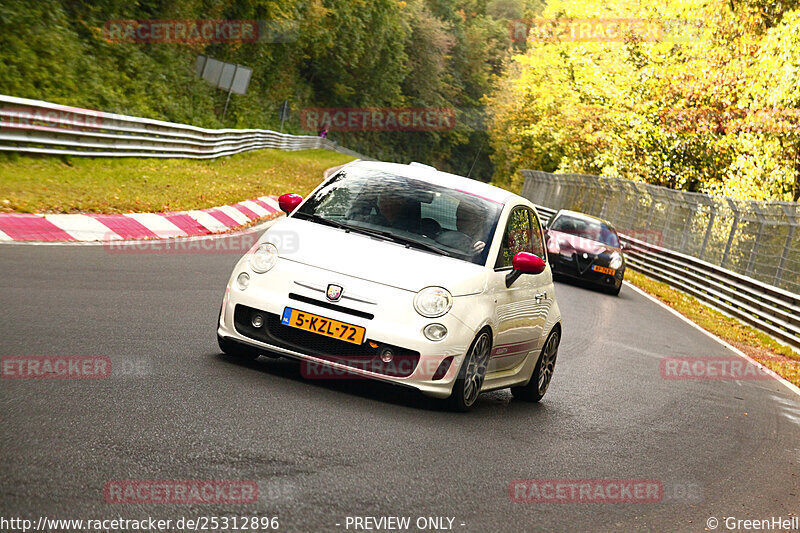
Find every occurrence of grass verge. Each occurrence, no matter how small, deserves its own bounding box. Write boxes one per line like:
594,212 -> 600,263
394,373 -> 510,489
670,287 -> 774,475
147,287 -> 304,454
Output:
626,270 -> 800,389
0,149 -> 355,214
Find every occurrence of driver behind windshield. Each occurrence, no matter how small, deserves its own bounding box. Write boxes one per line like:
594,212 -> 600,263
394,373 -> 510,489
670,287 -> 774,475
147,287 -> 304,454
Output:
372,188 -> 420,233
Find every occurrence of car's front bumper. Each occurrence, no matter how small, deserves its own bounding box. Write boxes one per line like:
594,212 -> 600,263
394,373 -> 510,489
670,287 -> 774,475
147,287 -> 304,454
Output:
217,257 -> 481,399
549,253 -> 624,288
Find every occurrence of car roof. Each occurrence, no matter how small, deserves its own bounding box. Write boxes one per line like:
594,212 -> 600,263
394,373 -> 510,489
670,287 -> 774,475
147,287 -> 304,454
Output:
344,160 -> 517,206
553,209 -> 615,228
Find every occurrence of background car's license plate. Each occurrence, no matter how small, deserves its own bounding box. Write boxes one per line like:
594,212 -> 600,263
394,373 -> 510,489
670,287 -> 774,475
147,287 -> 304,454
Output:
281,307 -> 365,345
592,265 -> 615,275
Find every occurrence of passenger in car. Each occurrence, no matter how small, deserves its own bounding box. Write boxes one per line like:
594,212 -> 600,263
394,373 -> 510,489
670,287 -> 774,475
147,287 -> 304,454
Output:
456,199 -> 488,254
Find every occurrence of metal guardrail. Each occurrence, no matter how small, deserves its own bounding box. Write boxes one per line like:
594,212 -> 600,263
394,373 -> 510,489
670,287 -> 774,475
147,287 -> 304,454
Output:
533,204 -> 800,351
0,95 -> 368,160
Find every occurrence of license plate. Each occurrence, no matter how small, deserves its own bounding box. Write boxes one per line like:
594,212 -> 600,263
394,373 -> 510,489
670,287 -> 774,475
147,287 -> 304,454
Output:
280,307 -> 365,345
592,265 -> 616,275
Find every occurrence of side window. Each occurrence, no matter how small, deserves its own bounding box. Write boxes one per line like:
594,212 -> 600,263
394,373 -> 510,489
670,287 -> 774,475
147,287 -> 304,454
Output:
496,207 -> 533,269
528,209 -> 546,259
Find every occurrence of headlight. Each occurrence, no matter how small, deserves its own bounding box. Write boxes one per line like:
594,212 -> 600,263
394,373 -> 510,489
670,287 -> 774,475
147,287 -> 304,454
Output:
414,287 -> 453,318
609,251 -> 623,270
249,243 -> 278,273
547,235 -> 560,254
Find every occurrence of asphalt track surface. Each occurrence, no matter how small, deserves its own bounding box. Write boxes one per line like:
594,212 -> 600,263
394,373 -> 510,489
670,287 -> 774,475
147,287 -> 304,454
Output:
1,231 -> 799,533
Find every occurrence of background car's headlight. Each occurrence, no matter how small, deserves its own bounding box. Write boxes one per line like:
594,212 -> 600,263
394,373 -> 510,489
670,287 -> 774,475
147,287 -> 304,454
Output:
249,243 -> 278,273
547,235 -> 560,254
609,251 -> 623,270
414,287 -> 453,318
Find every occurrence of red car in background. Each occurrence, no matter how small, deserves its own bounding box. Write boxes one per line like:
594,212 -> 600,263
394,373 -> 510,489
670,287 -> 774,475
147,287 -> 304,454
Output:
545,210 -> 626,295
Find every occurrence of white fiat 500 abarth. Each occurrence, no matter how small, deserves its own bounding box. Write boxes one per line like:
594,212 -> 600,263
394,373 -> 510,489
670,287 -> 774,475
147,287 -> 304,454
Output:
217,161 -> 562,410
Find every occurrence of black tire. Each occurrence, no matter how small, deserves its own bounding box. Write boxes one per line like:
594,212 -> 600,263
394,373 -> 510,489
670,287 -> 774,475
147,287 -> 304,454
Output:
511,329 -> 560,402
217,334 -> 261,361
448,330 -> 492,412
607,282 -> 621,296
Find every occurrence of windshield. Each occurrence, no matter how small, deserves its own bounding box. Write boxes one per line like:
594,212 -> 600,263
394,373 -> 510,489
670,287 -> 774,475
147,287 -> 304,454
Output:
295,167 -> 502,265
550,215 -> 620,247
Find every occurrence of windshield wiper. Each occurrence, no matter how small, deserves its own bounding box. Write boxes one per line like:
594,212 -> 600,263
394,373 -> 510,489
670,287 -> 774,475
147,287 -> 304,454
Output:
345,226 -> 451,257
293,211 -> 353,231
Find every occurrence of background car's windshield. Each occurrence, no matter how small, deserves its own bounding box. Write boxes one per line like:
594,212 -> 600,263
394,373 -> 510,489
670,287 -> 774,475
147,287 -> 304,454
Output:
296,167 -> 502,265
550,215 -> 620,247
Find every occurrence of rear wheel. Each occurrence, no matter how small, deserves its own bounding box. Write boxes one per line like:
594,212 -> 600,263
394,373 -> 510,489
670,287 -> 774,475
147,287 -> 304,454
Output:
448,330 -> 492,412
217,334 -> 261,361
511,329 -> 559,402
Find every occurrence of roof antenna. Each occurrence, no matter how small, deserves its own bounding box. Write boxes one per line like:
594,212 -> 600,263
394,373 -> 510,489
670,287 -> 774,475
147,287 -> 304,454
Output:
466,136 -> 486,179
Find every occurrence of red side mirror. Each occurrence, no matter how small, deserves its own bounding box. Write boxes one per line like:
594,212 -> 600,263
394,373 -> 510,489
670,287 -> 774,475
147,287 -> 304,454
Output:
512,252 -> 546,275
278,193 -> 303,214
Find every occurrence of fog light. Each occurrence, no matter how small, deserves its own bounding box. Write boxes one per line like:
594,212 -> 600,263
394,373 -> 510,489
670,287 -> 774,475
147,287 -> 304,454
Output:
236,272 -> 250,291
432,356 -> 454,380
251,314 -> 264,328
423,323 -> 448,341
380,348 -> 394,363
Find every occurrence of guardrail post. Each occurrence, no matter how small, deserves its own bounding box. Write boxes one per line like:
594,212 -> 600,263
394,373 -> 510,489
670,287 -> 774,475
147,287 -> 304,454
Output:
721,199 -> 740,269
775,204 -> 797,287
576,175 -> 598,209
662,199 -> 677,248
546,173 -> 558,208
645,185 -> 658,229
599,189 -> 609,220
588,180 -> 600,215
548,173 -> 559,207
526,172 -> 535,203
677,193 -> 696,253
774,225 -> 796,287
534,172 -> 547,207
697,202 -> 716,260
626,181 -> 641,232
745,203 -> 766,277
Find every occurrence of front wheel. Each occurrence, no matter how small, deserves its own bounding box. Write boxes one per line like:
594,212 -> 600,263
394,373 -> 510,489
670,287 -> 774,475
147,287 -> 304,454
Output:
511,329 -> 559,402
448,330 -> 492,412
607,281 -> 621,296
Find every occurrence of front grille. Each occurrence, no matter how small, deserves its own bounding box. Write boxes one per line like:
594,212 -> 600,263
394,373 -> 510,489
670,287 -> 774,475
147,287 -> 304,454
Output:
288,293 -> 374,320
233,304 -> 419,377
551,253 -> 617,283
575,253 -> 595,274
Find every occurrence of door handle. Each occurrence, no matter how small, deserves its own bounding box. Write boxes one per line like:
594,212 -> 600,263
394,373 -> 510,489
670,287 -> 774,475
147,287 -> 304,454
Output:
534,292 -> 547,302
